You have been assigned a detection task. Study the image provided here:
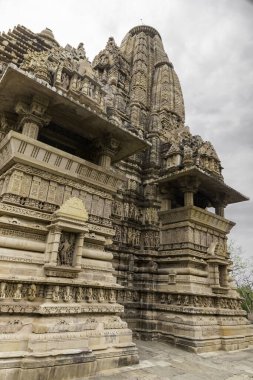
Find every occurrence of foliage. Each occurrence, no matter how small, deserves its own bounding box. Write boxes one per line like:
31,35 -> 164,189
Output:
229,241 -> 253,314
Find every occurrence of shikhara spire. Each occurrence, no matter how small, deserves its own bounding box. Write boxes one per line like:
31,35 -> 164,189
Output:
0,24 -> 251,379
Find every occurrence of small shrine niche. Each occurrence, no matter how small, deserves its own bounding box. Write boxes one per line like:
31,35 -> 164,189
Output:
44,197 -> 89,278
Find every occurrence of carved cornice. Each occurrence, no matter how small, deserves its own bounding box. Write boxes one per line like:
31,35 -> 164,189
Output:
159,206 -> 234,234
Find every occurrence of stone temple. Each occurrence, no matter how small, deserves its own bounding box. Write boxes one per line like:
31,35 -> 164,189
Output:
0,24 -> 252,378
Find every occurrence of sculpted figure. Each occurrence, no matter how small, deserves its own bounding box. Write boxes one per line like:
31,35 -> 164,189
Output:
76,287 -> 83,303
144,232 -> 149,247
183,295 -> 189,306
108,289 -> 116,303
13,284 -> 22,301
61,72 -> 70,90
97,288 -> 104,303
81,78 -> 89,94
63,286 -> 72,302
123,202 -> 129,218
52,286 -> 60,302
76,42 -> 86,58
0,282 -> 6,300
57,232 -> 76,266
114,226 -> 121,241
27,284 -> 36,301
86,288 -> 93,303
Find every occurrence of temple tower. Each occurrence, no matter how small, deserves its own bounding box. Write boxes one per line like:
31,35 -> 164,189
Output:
93,25 -> 253,352
0,23 -> 251,380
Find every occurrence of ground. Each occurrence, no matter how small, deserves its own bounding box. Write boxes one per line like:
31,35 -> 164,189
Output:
90,340 -> 253,380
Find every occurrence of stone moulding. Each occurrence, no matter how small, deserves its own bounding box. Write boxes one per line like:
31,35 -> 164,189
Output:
159,206 -> 234,233
0,131 -> 125,193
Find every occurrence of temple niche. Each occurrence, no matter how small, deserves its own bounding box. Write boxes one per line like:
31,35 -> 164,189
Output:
0,24 -> 251,379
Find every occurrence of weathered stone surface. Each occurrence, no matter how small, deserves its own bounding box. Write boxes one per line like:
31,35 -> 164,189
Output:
90,340 -> 253,380
0,23 -> 251,379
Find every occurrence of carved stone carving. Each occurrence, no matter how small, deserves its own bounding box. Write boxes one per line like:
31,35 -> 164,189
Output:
57,232 -> 76,266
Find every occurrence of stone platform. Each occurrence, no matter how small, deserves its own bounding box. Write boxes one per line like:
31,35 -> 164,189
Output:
90,340 -> 253,380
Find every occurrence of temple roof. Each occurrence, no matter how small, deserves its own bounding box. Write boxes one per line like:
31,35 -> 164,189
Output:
128,25 -> 161,39
155,167 -> 248,205
0,65 -> 148,163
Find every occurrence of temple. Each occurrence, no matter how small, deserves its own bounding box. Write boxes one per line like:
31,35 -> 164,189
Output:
0,24 -> 251,379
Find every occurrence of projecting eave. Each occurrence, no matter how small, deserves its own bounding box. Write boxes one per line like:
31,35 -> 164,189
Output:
154,167 -> 248,205
0,65 -> 149,163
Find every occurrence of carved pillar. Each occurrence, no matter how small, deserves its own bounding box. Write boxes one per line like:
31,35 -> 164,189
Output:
160,188 -> 174,211
215,205 -> 225,217
15,95 -> 51,140
214,265 -> 219,286
213,195 -> 227,218
75,232 -> 85,268
96,135 -> 120,169
20,116 -> 41,139
161,198 -> 172,211
184,191 -> 194,207
49,227 -> 62,265
99,154 -> 112,169
179,177 -> 200,208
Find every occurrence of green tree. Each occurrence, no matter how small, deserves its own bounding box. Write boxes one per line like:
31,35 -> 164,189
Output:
229,241 -> 253,314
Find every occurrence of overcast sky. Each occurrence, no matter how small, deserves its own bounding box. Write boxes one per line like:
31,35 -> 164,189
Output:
0,0 -> 252,258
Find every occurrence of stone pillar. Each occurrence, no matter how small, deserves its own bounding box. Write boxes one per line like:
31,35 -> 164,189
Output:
214,265 -> 219,286
213,196 -> 227,218
49,227 -> 62,265
161,198 -> 172,211
184,191 -> 194,206
99,154 -> 112,169
179,177 -> 200,208
215,205 -> 225,217
15,95 -> 51,140
160,187 -> 174,211
75,232 -> 85,268
96,135 -> 119,169
20,116 -> 41,139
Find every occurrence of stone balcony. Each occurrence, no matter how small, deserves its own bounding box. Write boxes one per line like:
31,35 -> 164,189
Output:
0,131 -> 125,193
159,205 -> 234,234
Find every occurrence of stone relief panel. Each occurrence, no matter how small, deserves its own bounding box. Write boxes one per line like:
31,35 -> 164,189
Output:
57,232 -> 77,266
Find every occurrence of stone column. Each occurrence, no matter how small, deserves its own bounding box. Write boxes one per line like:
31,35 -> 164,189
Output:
213,195 -> 227,218
15,95 -> 51,140
96,135 -> 120,169
184,190 -> 194,206
99,153 -> 112,169
161,198 -> 172,211
20,116 -> 41,139
160,188 -> 174,211
179,177 -> 200,208
75,232 -> 85,268
49,227 -> 62,265
215,205 -> 225,217
214,265 -> 220,286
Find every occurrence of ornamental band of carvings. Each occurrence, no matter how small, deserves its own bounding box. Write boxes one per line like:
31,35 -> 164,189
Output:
0,281 -> 242,312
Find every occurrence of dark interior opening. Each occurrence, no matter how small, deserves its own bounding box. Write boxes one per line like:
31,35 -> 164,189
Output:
194,191 -> 211,209
38,122 -> 98,164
